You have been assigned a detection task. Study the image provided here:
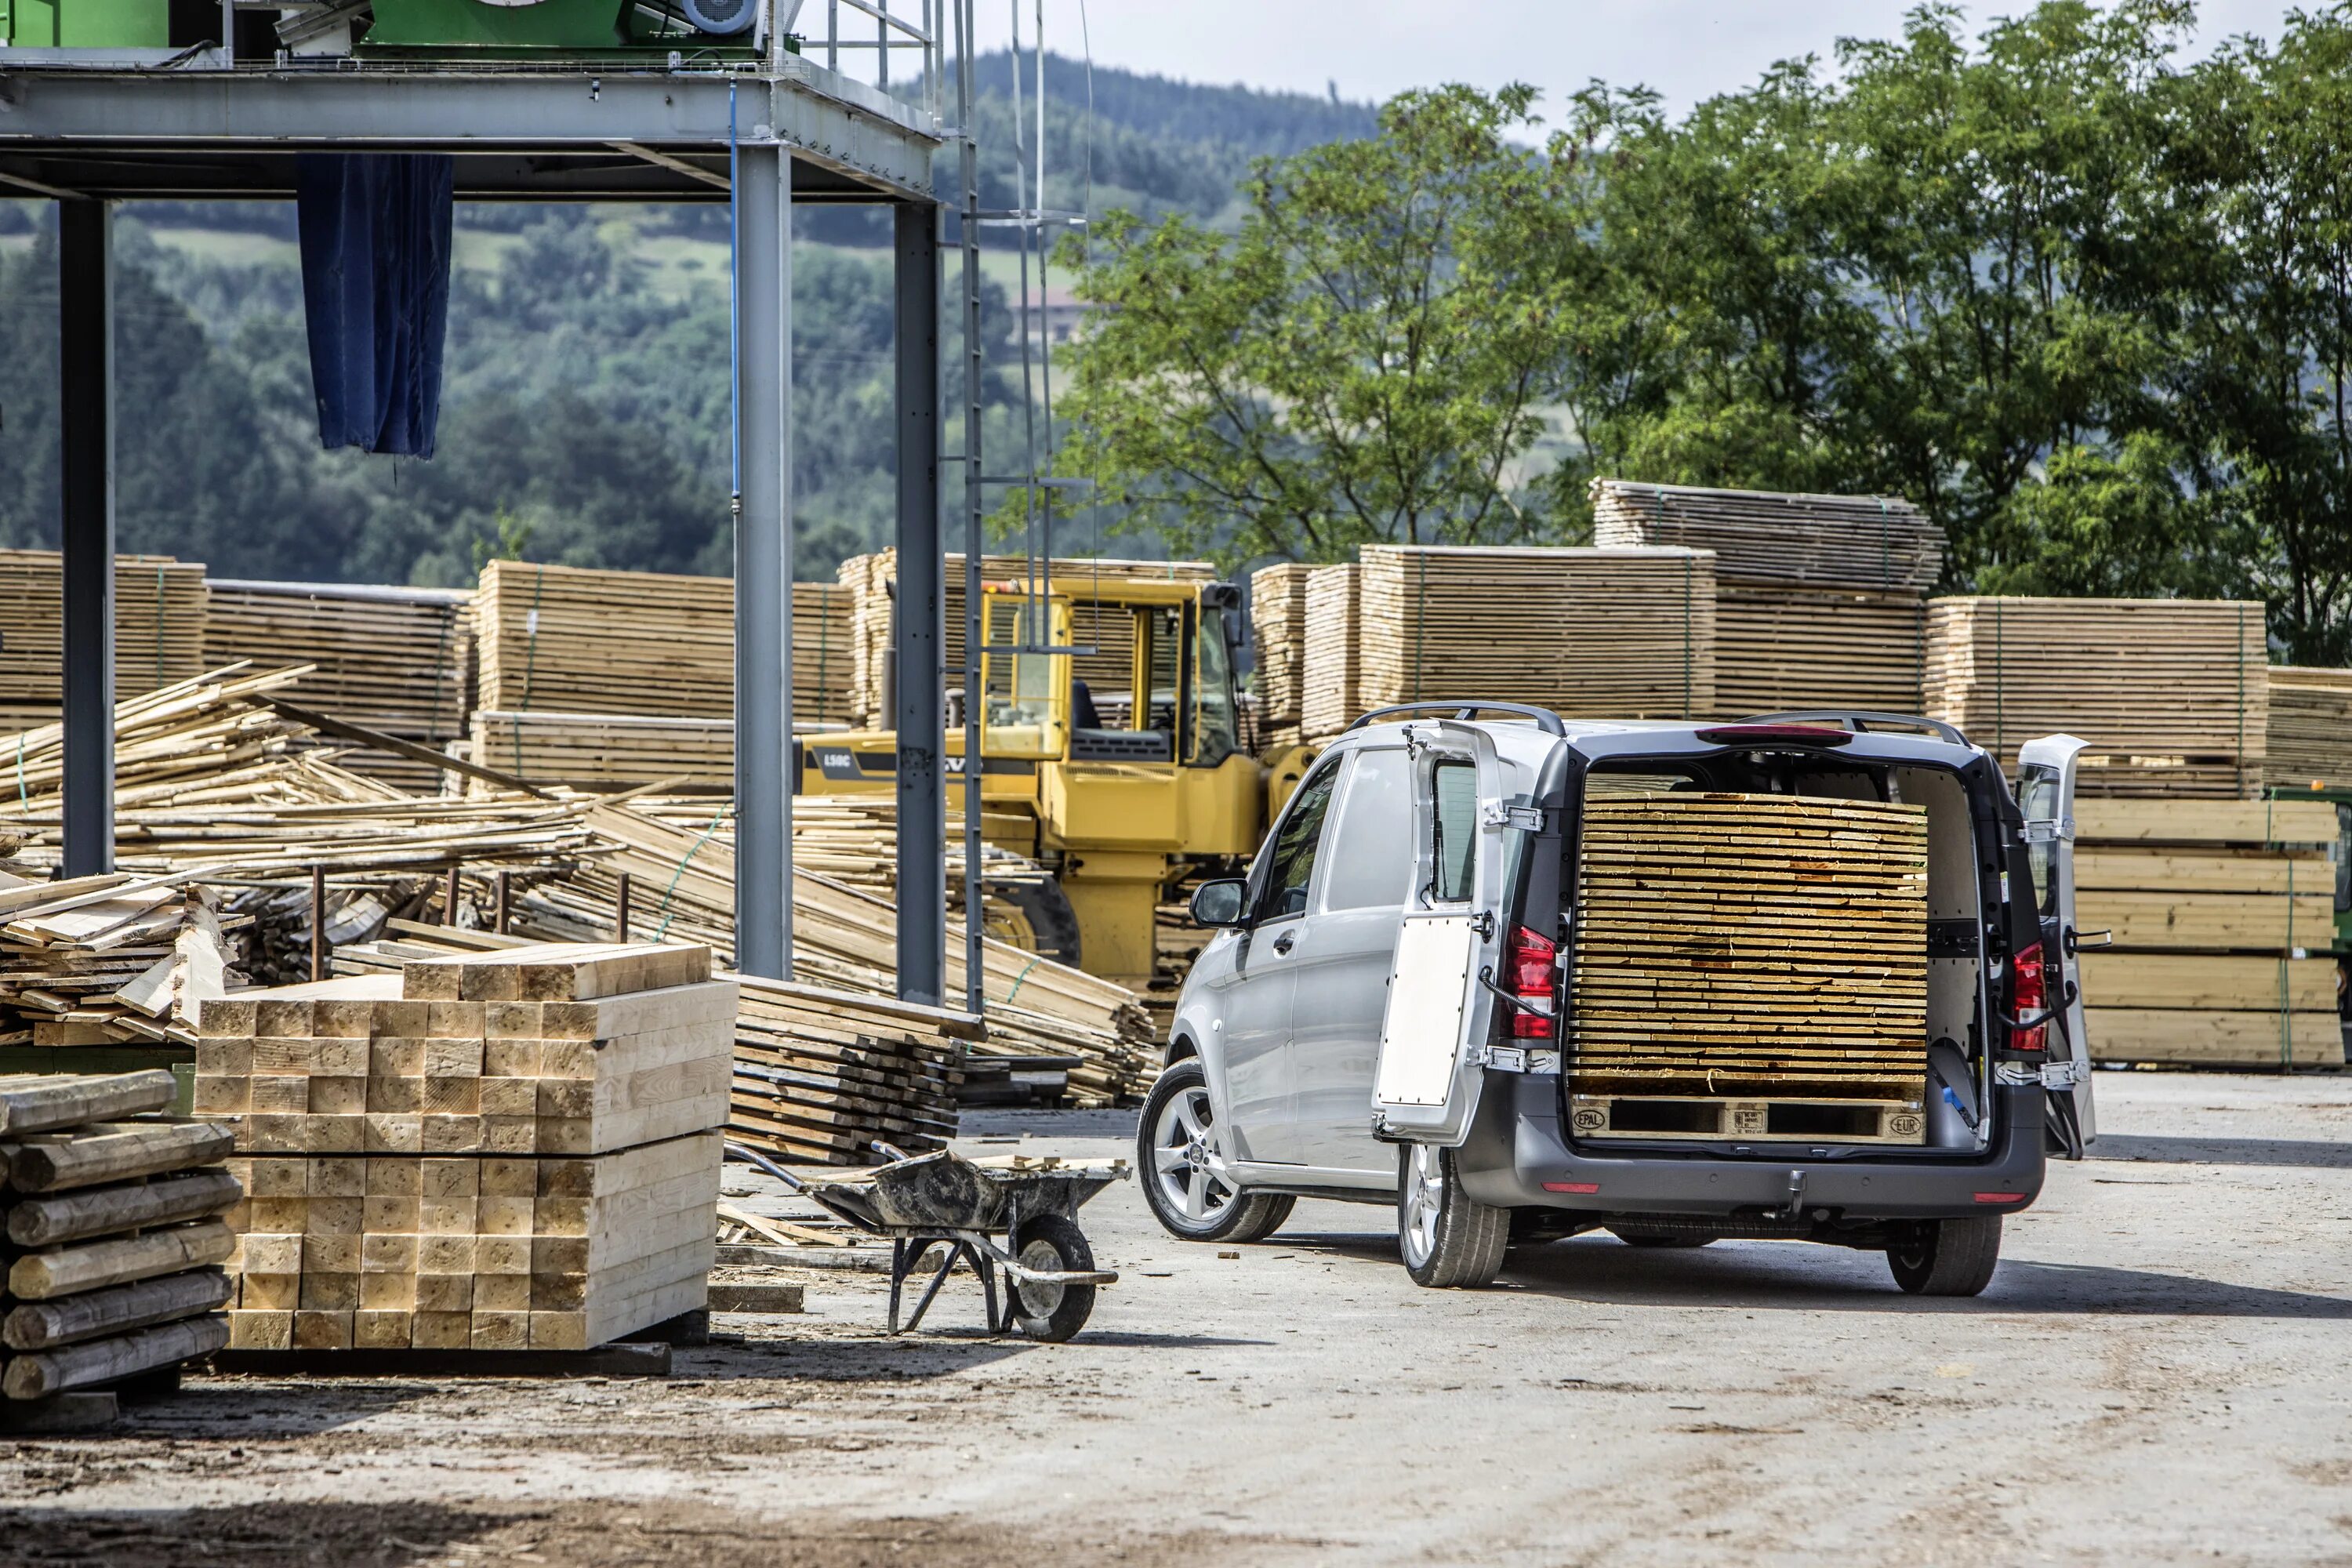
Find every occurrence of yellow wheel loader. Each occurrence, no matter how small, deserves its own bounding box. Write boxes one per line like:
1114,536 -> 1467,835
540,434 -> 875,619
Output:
796,572 -> 1315,990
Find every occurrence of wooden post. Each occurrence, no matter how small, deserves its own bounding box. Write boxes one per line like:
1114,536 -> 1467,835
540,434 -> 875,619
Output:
309,864 -> 325,983
495,871 -> 512,935
616,872 -> 632,944
445,864 -> 462,927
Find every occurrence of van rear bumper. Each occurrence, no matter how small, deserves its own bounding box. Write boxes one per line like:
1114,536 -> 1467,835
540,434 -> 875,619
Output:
1457,1074 -> 2046,1220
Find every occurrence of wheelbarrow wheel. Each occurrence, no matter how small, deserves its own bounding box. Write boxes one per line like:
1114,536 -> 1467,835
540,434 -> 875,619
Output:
1007,1213 -> 1097,1343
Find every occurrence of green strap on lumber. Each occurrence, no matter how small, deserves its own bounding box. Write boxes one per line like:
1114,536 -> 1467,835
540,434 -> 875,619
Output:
1413,550 -> 1427,702
652,804 -> 728,943
510,564 -> 547,775
1002,953 -> 1042,1005
1681,554 -> 1693,719
151,564 -> 166,693
2234,601 -> 2247,800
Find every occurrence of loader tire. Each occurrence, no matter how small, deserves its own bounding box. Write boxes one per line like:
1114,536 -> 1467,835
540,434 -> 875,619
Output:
987,874 -> 1082,969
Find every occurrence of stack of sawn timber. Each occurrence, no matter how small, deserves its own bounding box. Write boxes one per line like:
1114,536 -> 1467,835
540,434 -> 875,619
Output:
1249,564 -> 1314,750
0,1070 -> 239,1403
200,942 -> 732,1352
1356,546 -> 1718,723
0,874 -> 233,1051
2071,798 -> 2340,1066
1300,565 -> 1362,742
470,710 -> 733,792
1926,597 -> 2269,797
2263,667 -> 2352,790
730,980 -> 966,1165
0,552 -> 209,731
1592,480 -> 1940,719
202,580 -> 473,795
1568,793 -> 1931,1142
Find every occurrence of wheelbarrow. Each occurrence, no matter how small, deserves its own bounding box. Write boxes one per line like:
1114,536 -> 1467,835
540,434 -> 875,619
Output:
726,1142 -> 1126,1342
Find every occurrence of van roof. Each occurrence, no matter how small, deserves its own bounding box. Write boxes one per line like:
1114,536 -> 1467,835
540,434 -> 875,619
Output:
1338,712 -> 1986,770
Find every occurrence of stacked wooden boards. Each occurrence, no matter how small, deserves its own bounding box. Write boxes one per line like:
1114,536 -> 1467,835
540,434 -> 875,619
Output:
2263,667 -> 2352,790
200,942 -> 732,1351
1592,481 -> 1940,720
470,710 -> 733,792
202,580 -> 473,794
0,874 -> 232,1051
1356,546 -> 1718,722
0,1070 -> 239,1403
475,561 -> 855,728
1248,563 -> 1314,750
2071,799 -> 2340,1066
1926,598 -> 2270,796
730,979 -> 966,1164
1300,565 -> 1362,742
1568,792 -> 1931,1142
0,553 -> 209,730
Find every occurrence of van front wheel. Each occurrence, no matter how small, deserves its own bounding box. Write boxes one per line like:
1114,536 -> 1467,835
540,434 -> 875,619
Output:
1397,1144 -> 1508,1288
1886,1215 -> 2002,1296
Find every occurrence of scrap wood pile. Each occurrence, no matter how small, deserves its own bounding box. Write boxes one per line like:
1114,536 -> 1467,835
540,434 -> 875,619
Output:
201,579 -> 474,795
0,551 -> 209,731
201,943 -> 731,1352
2071,798 -> 2341,1068
1926,597 -> 2270,797
1249,563 -> 1314,750
0,873 -> 238,1051
0,1069 -> 239,1403
2263,667 -> 2352,790
1300,565 -> 1362,742
1356,545 -> 1719,723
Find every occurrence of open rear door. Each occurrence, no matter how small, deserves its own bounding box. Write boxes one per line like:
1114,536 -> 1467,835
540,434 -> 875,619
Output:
1371,721 -> 1508,1146
2016,734 -> 2096,1147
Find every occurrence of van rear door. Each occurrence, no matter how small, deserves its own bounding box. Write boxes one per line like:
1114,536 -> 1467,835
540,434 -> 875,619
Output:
2016,734 -> 2096,1146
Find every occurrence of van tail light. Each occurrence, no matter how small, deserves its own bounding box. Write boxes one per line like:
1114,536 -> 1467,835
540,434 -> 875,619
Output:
1508,925 -> 1557,1040
2009,941 -> 2047,1055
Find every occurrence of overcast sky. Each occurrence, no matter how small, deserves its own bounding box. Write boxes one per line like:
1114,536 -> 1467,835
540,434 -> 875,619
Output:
967,2 -> 2308,118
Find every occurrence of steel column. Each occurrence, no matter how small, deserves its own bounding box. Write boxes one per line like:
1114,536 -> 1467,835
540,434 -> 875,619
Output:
58,200 -> 114,880
892,201 -> 945,1005
733,140 -> 793,978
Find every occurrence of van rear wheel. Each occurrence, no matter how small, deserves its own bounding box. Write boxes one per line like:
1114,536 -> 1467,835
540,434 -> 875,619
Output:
1397,1144 -> 1508,1288
1887,1215 -> 2002,1296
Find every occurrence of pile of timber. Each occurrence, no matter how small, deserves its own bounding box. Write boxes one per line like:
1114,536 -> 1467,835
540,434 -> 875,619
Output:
470,710 -> 734,792
0,552 -> 209,731
0,665 -> 318,812
202,580 -> 474,796
1300,565 -> 1363,742
1568,792 -> 1931,1138
2071,798 -> 2341,1067
0,875 -> 235,1051
1356,546 -> 1719,722
2263,667 -> 2352,791
475,561 -> 855,729
0,1069 -> 239,1403
1249,564 -> 1313,750
201,942 -> 731,1352
1926,598 -> 2270,796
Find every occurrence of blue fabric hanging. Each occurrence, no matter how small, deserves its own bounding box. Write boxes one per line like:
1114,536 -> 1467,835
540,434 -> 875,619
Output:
295,152 -> 456,458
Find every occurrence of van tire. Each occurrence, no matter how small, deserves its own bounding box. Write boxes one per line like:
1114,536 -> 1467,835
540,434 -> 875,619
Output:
1887,1215 -> 2002,1296
1397,1144 -> 1508,1289
1137,1061 -> 1294,1243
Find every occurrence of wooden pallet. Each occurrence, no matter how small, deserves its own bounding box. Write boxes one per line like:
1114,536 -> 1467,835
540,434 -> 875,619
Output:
1568,1093 -> 1928,1144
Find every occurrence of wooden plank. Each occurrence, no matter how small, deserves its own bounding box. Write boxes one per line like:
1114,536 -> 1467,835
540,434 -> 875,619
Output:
2076,954 -> 2336,1013
6,1169 -> 242,1247
7,1218 -> 237,1300
2,1314 -> 229,1399
2,1120 -> 236,1193
2086,1007 -> 2341,1066
0,1069 -> 176,1134
2,1268 -> 234,1352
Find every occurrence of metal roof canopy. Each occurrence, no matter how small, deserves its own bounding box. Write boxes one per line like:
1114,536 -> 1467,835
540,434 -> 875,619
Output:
0,52 -> 950,998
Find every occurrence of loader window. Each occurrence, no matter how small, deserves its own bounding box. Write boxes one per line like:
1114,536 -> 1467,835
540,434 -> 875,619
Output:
1191,607 -> 1240,768
1430,760 -> 1478,903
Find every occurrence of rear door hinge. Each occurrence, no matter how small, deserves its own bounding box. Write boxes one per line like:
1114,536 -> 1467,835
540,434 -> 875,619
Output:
1483,804 -> 1544,833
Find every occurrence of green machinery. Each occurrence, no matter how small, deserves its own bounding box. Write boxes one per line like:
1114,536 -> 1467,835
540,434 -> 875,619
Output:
3,0 -> 779,53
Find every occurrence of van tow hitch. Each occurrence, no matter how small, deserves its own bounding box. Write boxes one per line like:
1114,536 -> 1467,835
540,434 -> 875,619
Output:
1769,1170 -> 1808,1221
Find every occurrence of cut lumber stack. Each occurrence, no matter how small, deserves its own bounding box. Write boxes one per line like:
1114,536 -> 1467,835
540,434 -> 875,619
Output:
1926,598 -> 2270,796
1356,546 -> 1718,722
201,580 -> 474,795
0,1069 -> 239,1403
1248,564 -> 1314,750
0,553 -> 209,731
200,942 -> 732,1352
0,876 -> 235,1051
2263,667 -> 2352,791
1568,792 -> 1931,1139
1300,564 -> 1362,742
470,710 -> 733,792
2071,798 -> 2341,1067
730,979 -> 967,1164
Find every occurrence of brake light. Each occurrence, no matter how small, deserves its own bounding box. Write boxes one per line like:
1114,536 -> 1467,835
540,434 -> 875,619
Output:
1693,724 -> 1853,747
1508,925 -> 1557,1040
2009,941 -> 2047,1055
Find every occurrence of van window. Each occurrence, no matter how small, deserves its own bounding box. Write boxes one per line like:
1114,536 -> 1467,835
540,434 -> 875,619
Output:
1430,759 -> 1478,902
1320,750 -> 1413,911
1257,758 -> 1341,920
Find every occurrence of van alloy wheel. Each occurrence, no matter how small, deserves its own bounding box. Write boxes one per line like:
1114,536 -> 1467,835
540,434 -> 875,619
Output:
1400,1144 -> 1445,1268
1395,1142 -> 1508,1289
1152,1082 -> 1237,1226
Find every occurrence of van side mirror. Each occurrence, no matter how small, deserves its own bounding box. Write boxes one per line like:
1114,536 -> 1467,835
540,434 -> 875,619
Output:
1189,879 -> 1249,928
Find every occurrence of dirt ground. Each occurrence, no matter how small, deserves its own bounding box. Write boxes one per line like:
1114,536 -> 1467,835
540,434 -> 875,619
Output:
4,1071 -> 2352,1566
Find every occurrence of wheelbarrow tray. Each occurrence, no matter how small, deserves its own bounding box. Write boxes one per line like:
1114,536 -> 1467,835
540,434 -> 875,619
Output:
801,1150 -> 1123,1234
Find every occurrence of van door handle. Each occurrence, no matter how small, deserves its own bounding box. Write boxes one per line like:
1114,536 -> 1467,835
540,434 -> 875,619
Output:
1272,930 -> 1296,956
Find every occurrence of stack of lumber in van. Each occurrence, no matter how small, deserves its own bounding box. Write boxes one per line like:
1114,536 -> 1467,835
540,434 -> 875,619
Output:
1356,546 -> 1719,723
0,553 -> 210,732
202,581 -> 472,795
0,876 -> 234,1051
1926,598 -> 2270,796
1568,793 -> 1930,1138
1248,564 -> 1314,750
476,561 -> 856,729
2071,798 -> 2340,1066
0,1069 -> 239,1402
470,710 -> 733,792
201,942 -> 731,1352
1299,565 -> 1363,741
838,551 -> 1219,727
2263,667 -> 2352,790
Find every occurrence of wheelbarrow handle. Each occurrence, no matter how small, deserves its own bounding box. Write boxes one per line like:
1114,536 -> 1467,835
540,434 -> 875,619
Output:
723,1141 -> 890,1235
952,1228 -> 1120,1288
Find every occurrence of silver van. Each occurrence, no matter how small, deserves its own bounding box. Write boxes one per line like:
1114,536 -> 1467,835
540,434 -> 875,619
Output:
1140,704 -> 2094,1296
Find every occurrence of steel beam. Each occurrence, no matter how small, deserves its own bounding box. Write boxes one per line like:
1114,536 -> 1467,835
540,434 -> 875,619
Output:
892,200 -> 943,1006
732,140 -> 792,979
57,199 -> 114,879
